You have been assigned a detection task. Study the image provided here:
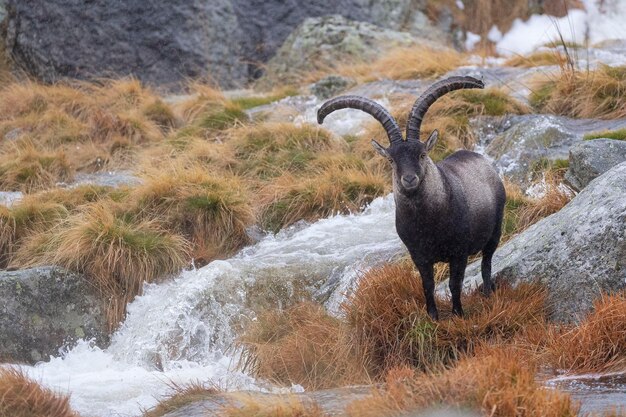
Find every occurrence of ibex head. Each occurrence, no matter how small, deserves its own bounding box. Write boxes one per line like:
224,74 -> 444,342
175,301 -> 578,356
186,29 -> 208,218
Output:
317,76 -> 484,195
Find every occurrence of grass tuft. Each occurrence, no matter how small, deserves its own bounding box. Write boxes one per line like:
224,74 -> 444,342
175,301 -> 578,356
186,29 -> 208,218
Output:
346,346 -> 578,417
238,302 -> 369,390
583,128 -> 626,141
338,46 -> 465,82
505,51 -> 567,68
142,381 -> 219,417
259,168 -> 386,232
0,140 -> 73,192
132,167 -> 254,263
530,64 -> 626,119
0,367 -> 79,417
230,123 -> 342,180
546,291 -> 626,374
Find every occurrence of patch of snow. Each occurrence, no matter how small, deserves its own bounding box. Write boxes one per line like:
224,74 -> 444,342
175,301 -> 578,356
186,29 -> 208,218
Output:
496,10 -> 588,56
497,0 -> 626,56
465,31 -> 481,51
487,25 -> 503,43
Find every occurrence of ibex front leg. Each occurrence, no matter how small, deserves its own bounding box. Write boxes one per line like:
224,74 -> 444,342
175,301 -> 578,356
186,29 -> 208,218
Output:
415,263 -> 438,321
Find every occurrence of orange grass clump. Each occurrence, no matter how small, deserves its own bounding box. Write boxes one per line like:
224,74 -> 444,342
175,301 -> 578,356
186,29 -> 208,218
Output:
344,263 -> 548,374
546,291 -> 626,374
238,302 -> 370,390
347,345 -> 578,417
143,381 -> 219,417
0,367 -> 79,417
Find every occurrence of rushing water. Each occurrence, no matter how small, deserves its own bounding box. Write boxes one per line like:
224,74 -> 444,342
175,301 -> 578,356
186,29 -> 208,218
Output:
15,195 -> 404,417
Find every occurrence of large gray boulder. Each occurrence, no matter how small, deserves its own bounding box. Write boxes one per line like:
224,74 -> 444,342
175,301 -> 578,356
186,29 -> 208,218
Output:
457,162 -> 626,323
0,266 -> 108,363
4,0 -> 447,87
564,139 -> 626,191
4,0 -> 247,89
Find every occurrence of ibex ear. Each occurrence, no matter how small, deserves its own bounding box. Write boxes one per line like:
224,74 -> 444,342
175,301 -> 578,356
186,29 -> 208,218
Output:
425,130 -> 439,153
371,139 -> 390,159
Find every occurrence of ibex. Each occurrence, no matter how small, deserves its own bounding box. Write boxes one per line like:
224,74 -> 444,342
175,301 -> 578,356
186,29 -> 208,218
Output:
317,76 -> 506,320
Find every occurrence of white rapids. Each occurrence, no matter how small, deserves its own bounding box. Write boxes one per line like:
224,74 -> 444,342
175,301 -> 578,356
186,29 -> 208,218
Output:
12,195 -> 404,417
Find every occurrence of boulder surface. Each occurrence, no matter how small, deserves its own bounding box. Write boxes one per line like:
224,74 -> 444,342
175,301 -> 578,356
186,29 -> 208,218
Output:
0,266 -> 108,363
4,0 -> 247,89
564,139 -> 626,191
457,162 -> 626,323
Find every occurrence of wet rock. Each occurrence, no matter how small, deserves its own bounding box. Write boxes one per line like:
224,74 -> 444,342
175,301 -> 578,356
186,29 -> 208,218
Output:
0,191 -> 22,207
457,162 -> 626,323
310,75 -> 355,99
260,15 -> 428,85
472,114 -> 626,189
0,266 -> 108,363
564,139 -> 626,191
5,0 -> 247,89
159,386 -> 373,417
69,171 -> 142,188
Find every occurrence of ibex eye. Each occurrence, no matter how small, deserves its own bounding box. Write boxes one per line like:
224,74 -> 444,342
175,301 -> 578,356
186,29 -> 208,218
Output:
420,154 -> 426,159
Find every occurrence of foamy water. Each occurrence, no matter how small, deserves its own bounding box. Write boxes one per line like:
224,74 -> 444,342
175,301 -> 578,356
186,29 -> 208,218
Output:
11,195 -> 403,417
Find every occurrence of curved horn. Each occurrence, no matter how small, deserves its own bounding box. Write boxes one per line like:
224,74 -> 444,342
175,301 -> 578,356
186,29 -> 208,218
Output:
317,95 -> 403,144
406,76 -> 484,142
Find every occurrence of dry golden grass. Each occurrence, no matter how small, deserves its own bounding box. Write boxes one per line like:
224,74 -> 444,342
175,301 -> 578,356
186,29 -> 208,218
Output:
0,367 -> 79,417
142,381 -> 219,417
132,166 -> 254,263
229,122 -> 343,180
0,140 -> 73,192
14,202 -> 189,327
347,345 -> 578,417
238,302 -> 370,390
337,46 -> 465,83
222,393 -> 327,417
530,65 -> 626,119
505,51 -> 568,68
545,291 -> 626,374
0,199 -> 69,268
258,168 -> 386,232
0,79 -> 169,193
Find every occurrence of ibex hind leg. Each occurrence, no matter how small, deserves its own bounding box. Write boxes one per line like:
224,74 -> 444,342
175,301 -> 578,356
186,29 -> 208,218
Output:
480,230 -> 501,297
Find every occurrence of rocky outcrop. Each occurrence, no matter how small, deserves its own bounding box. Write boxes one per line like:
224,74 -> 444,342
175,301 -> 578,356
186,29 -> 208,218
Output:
473,115 -> 626,189
456,162 -> 626,323
0,266 -> 107,363
4,0 -> 446,88
564,139 -> 626,191
231,0 -> 447,78
4,0 -> 247,89
260,15 -> 422,85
